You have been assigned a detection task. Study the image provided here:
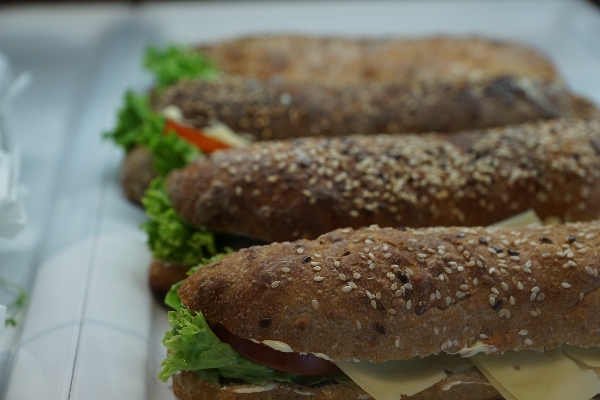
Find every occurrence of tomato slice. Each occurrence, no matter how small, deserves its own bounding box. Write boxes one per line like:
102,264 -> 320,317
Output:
209,322 -> 341,376
164,119 -> 230,153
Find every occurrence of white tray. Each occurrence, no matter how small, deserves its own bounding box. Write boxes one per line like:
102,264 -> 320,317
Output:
0,1 -> 599,399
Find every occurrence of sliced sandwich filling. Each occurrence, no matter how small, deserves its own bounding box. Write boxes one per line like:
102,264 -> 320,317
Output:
159,305 -> 600,400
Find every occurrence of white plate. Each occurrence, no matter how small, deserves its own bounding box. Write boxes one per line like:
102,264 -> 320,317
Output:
1,1 -> 599,399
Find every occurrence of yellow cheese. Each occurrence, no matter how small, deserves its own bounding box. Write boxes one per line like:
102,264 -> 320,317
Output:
333,358 -> 446,400
471,349 -> 600,400
490,209 -> 542,228
563,345 -> 600,368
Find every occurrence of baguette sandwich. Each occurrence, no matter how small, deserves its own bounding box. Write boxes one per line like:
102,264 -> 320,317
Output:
107,34 -> 599,205
160,221 -> 600,400
145,118 -> 600,293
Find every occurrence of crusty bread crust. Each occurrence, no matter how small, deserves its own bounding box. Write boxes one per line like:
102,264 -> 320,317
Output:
198,35 -> 559,85
149,258 -> 189,294
167,118 -> 600,243
156,75 -> 577,141
119,145 -> 158,205
173,370 -> 501,400
179,221 -> 600,362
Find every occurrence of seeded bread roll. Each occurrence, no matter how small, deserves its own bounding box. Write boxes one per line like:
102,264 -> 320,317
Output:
120,145 -> 157,205
155,75 -> 580,140
198,35 -> 559,85
166,118 -> 600,244
173,369 -> 500,400
179,221 -> 600,363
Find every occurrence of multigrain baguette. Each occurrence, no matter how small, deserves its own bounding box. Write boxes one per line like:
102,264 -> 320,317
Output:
173,370 -> 500,400
166,118 -> 600,244
155,74 -> 582,141
174,221 -> 600,399
179,221 -> 600,361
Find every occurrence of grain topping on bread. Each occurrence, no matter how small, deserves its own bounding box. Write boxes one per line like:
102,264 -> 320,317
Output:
167,118 -> 600,243
179,222 -> 600,362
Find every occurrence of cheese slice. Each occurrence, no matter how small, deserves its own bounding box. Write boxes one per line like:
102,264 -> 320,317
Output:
471,349 -> 600,400
491,209 -> 542,228
333,358 -> 446,400
563,345 -> 600,368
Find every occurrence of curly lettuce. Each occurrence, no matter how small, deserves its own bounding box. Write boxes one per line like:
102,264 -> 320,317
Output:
159,308 -> 348,386
145,45 -> 218,90
104,91 -> 199,174
141,178 -> 216,266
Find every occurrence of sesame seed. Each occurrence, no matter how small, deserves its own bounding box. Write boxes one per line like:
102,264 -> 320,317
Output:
281,267 -> 290,273
388,309 -> 397,315
562,282 -> 571,289
356,321 -> 362,330
510,296 -> 516,305
473,278 -> 479,286
405,267 -> 415,276
491,287 -> 500,295
501,282 -> 509,291
338,273 -> 346,281
434,327 -> 440,335
314,276 -> 324,282
395,338 -> 400,347
384,253 -> 392,259
489,297 -> 496,307
342,285 -> 352,293
530,292 -> 537,301
417,253 -> 427,258
406,300 -> 412,310
580,292 -> 585,301
334,260 -> 341,267
297,248 -> 305,255
271,281 -> 281,288
460,284 -> 469,291
371,299 -> 377,309
519,330 -> 528,336
524,338 -> 533,346
313,266 -> 322,272
542,252 -> 551,258
456,291 -> 465,298
480,334 -> 488,339
311,300 -> 319,310
446,296 -> 452,305
531,286 -> 540,293
530,310 -> 539,317
354,272 -> 361,279
349,282 -> 357,289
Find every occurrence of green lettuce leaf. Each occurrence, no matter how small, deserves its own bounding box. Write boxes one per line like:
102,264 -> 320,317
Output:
159,308 -> 348,387
103,91 -> 199,175
145,45 -> 218,90
141,178 -> 216,265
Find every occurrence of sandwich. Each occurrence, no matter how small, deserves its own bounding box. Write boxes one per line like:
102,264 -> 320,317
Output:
159,221 -> 600,400
145,118 -> 600,293
106,34 -> 599,205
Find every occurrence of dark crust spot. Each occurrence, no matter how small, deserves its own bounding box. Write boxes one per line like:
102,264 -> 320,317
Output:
507,248 -> 519,256
479,237 -> 489,245
567,235 -> 577,243
396,271 -> 410,284
374,324 -> 386,335
397,226 -> 407,231
302,256 -> 312,263
456,233 -> 466,238
259,318 -> 272,328
342,250 -> 350,257
539,236 -> 553,244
